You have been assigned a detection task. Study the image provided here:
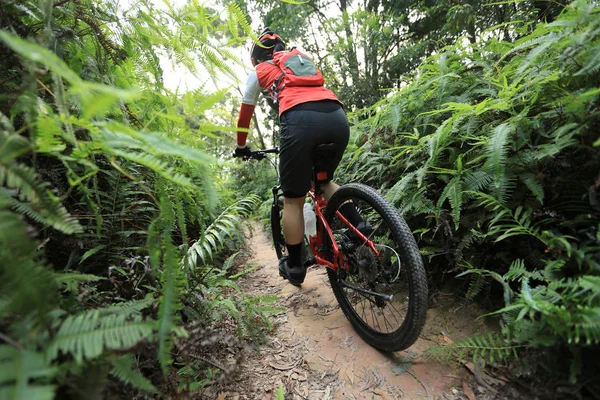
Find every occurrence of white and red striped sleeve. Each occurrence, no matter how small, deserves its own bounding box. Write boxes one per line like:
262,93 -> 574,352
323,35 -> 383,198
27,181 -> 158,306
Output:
236,72 -> 260,147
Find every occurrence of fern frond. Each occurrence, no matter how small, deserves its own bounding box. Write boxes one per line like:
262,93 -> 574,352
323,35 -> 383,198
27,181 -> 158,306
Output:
156,240 -> 182,375
35,114 -> 67,153
466,272 -> 488,300
98,298 -> 155,316
0,115 -> 31,162
520,173 -> 544,203
55,272 -> 105,293
0,30 -> 81,84
463,170 -> 492,191
504,259 -> 527,282
47,310 -> 154,363
0,345 -> 57,400
486,122 -> 513,196
110,355 -> 157,393
573,318 -> 600,345
424,333 -> 522,366
186,195 -> 259,269
0,195 -> 59,319
226,2 -> 253,40
576,43 -> 600,76
471,189 -> 502,207
109,150 -> 193,188
0,164 -> 82,234
386,172 -> 417,204
437,176 -> 463,229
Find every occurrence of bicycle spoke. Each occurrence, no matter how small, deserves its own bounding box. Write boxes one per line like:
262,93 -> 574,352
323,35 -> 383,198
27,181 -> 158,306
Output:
329,198 -> 414,334
325,183 -> 428,351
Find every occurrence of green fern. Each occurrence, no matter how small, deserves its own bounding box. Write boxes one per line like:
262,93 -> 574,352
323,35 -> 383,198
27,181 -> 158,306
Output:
98,298 -> 155,316
55,272 -> 105,293
437,176 -> 463,229
186,195 -> 259,269
156,240 -> 183,376
0,194 -> 59,320
486,122 -> 513,198
463,170 -> 492,192
519,173 -> 544,203
503,259 -> 528,282
110,355 -> 157,393
424,333 -> 522,366
46,310 -> 154,363
0,163 -> 82,234
0,346 -> 57,400
466,272 -> 488,300
0,114 -> 31,162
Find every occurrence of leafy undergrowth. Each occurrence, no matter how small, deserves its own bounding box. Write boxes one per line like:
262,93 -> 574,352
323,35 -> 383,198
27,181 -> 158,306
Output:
340,0 -> 600,392
0,1 -> 283,398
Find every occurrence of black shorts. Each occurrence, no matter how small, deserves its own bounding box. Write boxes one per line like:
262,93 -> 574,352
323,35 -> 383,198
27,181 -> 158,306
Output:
279,101 -> 350,198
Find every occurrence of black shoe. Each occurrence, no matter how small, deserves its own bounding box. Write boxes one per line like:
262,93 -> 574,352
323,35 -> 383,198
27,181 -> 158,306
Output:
348,221 -> 373,243
278,256 -> 306,286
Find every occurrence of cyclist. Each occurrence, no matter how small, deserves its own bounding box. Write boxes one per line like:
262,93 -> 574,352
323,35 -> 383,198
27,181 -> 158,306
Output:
234,28 -> 368,286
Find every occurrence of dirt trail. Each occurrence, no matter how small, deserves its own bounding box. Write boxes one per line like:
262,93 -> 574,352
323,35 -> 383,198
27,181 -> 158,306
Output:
209,224 -> 489,400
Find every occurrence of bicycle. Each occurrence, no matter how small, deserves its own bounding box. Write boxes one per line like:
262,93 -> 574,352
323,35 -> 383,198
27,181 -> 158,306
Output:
236,145 -> 428,352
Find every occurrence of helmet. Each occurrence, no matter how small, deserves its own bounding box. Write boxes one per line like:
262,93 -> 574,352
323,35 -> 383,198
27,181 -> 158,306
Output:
250,28 -> 285,66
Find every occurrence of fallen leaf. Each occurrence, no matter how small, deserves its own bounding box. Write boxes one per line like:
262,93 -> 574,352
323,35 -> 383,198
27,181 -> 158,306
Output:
390,353 -> 415,375
373,388 -> 388,399
442,335 -> 454,344
268,361 -> 296,371
217,392 -> 228,400
462,361 -> 475,375
462,380 -> 477,400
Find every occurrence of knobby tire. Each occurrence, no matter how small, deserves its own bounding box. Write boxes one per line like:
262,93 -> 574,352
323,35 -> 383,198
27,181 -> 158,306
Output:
323,183 -> 428,352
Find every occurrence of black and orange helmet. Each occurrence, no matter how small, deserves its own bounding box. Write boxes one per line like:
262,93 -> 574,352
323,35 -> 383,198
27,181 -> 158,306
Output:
250,28 -> 285,66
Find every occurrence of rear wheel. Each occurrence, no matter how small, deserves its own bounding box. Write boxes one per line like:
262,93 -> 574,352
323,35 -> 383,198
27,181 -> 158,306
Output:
324,183 -> 428,352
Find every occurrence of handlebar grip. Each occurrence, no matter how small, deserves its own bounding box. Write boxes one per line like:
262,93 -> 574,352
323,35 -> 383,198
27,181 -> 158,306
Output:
233,148 -> 278,160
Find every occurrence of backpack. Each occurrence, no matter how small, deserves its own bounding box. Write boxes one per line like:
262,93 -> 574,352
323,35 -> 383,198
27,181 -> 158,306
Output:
268,48 -> 325,104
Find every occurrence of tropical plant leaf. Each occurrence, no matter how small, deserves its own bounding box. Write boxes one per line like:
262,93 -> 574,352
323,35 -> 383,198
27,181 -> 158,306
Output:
0,346 -> 57,400
47,310 -> 154,363
110,355 -> 157,393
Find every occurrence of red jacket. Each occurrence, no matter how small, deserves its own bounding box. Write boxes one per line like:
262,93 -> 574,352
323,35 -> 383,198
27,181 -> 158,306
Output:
236,51 -> 341,147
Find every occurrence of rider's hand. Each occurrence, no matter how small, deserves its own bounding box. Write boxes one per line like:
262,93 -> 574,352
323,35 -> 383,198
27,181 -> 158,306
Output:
234,145 -> 252,159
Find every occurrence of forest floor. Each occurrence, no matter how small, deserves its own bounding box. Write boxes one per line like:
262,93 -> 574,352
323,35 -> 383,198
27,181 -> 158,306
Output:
202,223 -> 526,400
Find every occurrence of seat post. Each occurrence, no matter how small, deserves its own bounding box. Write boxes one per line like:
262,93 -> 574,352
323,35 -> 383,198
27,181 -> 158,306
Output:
313,168 -> 323,195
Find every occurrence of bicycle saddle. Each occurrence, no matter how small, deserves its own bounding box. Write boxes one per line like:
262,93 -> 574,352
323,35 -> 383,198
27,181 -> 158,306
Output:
312,143 -> 338,161
312,143 -> 339,165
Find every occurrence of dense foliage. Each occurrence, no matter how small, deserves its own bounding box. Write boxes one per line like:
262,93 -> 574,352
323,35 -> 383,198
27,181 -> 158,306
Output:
338,0 -> 599,383
0,0 -> 280,398
1,0 -> 599,397
239,0 -> 569,108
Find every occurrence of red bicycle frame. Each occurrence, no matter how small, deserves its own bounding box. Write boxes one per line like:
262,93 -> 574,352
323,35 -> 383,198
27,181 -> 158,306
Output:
241,146 -> 380,272
306,190 -> 380,272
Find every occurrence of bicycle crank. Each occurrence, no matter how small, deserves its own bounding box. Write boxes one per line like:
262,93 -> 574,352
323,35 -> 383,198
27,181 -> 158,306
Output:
338,279 -> 393,302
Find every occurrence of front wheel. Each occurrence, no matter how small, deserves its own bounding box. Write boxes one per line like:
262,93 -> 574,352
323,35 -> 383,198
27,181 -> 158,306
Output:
324,183 -> 428,352
270,197 -> 312,266
270,196 -> 287,260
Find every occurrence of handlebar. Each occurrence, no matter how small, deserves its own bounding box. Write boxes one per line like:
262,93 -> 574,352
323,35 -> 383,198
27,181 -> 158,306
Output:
233,148 -> 279,161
